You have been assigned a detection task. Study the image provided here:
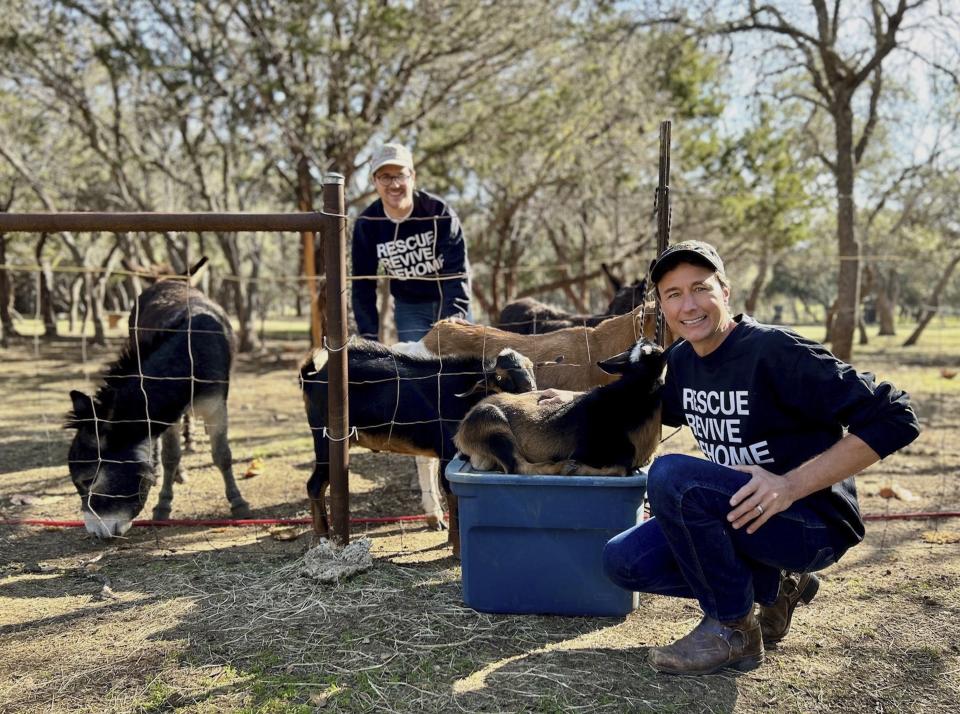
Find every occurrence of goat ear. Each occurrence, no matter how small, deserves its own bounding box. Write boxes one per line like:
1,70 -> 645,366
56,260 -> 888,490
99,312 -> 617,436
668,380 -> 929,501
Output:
597,347 -> 632,375
455,378 -> 488,398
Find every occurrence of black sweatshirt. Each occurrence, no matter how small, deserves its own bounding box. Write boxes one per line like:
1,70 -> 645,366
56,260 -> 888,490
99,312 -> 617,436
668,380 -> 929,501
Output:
351,190 -> 470,340
660,315 -> 921,545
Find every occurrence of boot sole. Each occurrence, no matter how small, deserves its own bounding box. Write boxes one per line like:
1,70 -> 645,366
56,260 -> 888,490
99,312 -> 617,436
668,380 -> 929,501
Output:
652,653 -> 764,676
798,573 -> 820,604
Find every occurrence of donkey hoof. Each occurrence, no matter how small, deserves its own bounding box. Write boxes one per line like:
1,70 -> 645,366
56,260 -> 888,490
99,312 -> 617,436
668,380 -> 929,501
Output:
174,469 -> 188,484
230,502 -> 253,519
152,507 -> 172,521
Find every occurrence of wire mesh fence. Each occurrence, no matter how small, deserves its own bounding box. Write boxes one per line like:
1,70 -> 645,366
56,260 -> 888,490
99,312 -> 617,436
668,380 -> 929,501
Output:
0,215 -> 957,559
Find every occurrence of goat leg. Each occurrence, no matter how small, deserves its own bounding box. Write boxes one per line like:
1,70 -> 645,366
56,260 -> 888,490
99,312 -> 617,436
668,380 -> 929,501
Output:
310,484 -> 330,540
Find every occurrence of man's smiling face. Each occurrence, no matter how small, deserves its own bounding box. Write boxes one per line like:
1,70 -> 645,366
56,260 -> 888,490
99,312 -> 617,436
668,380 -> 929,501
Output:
657,262 -> 734,356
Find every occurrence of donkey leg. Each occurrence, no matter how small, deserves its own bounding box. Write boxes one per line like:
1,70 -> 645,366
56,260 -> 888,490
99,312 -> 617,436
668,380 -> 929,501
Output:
203,401 -> 252,518
153,429 -> 181,520
182,412 -> 197,454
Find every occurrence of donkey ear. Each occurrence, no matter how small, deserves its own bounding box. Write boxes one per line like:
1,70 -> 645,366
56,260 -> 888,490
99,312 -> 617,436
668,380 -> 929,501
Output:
66,390 -> 94,428
601,262 -> 623,292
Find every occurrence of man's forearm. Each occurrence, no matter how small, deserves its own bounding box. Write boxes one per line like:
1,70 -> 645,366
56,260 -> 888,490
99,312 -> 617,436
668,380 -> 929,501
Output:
784,433 -> 881,501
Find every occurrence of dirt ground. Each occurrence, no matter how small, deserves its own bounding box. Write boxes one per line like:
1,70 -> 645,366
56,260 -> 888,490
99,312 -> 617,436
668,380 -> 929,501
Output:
1,335 -> 958,713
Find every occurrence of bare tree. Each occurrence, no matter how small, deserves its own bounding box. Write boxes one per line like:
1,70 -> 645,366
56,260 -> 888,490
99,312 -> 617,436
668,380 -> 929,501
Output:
903,237 -> 960,346
679,1 -> 948,360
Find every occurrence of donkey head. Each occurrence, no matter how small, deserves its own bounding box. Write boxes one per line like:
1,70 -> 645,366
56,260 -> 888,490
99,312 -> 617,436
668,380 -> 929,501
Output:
65,390 -> 155,537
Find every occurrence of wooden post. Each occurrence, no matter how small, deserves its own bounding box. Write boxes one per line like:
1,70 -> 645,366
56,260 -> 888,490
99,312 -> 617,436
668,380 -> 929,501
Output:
322,172 -> 351,545
655,120 -> 673,349
299,158 -> 324,348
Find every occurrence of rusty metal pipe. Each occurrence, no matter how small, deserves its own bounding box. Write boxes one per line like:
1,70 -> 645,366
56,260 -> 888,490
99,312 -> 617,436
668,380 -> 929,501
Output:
0,212 -> 328,233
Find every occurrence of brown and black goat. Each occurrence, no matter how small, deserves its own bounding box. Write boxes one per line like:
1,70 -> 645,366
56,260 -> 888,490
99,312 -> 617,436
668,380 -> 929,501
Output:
453,338 -> 665,476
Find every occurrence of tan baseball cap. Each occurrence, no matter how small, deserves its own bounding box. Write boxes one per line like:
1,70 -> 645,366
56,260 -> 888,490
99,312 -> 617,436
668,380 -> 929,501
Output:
370,143 -> 414,176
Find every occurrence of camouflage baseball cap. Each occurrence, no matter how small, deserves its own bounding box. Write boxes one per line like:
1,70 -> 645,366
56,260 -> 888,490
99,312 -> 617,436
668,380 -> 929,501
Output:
650,240 -> 725,284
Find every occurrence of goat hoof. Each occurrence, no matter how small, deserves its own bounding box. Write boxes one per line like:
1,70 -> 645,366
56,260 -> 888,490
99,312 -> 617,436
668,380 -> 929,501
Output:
561,460 -> 580,476
425,515 -> 448,532
230,502 -> 253,519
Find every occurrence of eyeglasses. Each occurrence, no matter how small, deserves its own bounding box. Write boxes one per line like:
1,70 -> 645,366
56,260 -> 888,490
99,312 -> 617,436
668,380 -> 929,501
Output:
375,172 -> 412,187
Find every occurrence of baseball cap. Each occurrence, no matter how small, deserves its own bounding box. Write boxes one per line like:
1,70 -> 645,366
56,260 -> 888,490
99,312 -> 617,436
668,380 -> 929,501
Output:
650,240 -> 725,284
370,143 -> 414,176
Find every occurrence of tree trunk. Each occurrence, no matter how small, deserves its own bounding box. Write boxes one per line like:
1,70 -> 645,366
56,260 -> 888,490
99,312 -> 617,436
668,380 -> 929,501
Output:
823,298 -> 838,344
831,101 -> 859,362
744,239 -> 769,316
297,154 -> 323,347
876,267 -> 898,336
86,271 -> 106,346
35,235 -> 58,337
68,276 -> 83,332
0,235 -> 17,339
858,315 -> 869,346
215,233 -> 259,353
903,251 -> 960,347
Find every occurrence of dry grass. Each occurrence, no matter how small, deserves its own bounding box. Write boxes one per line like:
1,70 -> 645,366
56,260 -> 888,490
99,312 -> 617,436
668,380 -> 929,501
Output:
1,328 -> 959,713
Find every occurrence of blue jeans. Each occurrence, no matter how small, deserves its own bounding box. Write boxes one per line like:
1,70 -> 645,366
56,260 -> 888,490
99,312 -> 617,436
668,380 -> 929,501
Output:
394,299 -> 472,342
602,454 -> 850,621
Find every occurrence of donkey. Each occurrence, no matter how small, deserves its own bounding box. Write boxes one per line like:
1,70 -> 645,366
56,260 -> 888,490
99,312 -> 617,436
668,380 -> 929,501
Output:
65,279 -> 251,537
497,271 -> 648,335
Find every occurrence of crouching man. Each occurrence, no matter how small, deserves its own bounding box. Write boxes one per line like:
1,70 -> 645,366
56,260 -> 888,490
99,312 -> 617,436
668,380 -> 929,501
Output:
540,241 -> 920,675
608,240 -> 920,674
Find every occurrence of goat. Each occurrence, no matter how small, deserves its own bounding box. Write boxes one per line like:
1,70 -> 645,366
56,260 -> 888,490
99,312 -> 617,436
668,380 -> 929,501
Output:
420,303 -> 656,392
454,338 -> 665,476
65,279 -> 250,538
300,339 -> 537,555
497,270 -> 646,335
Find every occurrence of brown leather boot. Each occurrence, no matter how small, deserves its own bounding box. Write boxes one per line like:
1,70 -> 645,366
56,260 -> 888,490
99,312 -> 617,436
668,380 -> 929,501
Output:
648,612 -> 764,675
758,572 -> 820,646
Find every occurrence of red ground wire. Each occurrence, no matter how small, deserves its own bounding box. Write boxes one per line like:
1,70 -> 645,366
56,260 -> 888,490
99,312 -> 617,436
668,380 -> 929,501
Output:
1,511 -> 958,529
0,513 -> 438,528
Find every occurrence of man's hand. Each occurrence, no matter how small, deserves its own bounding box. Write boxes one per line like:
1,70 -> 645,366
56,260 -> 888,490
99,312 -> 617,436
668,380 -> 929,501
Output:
727,465 -> 797,534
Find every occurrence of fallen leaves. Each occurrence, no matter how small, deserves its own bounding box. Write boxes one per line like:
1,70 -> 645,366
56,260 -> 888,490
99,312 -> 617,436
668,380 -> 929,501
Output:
878,484 -> 918,501
268,525 -> 302,541
921,531 -> 960,545
243,457 -> 264,479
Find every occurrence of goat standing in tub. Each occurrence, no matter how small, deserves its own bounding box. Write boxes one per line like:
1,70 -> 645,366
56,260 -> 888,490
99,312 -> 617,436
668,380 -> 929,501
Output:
65,280 -> 250,537
454,339 -> 665,476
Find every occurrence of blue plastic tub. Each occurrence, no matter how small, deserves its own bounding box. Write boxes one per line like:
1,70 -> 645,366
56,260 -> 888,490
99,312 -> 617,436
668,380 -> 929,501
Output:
446,455 -> 647,617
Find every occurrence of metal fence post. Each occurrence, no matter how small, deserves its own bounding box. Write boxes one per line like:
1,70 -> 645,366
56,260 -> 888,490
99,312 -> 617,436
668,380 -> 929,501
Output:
655,120 -> 673,349
322,173 -> 351,544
